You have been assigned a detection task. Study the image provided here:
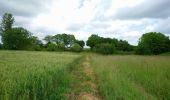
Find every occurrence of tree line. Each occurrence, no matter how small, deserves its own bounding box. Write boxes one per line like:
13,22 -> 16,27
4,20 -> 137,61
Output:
0,13 -> 170,55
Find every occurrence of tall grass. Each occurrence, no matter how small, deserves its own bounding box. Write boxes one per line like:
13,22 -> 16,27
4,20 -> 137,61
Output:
0,51 -> 81,100
91,55 -> 170,100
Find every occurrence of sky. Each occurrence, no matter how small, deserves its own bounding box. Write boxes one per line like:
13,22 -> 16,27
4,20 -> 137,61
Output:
0,0 -> 170,45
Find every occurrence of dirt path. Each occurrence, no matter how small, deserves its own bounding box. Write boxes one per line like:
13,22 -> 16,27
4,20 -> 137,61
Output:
69,56 -> 102,100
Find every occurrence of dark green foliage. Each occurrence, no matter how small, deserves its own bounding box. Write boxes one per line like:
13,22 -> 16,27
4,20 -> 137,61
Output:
47,43 -> 65,51
47,43 -> 57,51
29,36 -> 43,51
63,34 -> 75,48
71,43 -> 83,52
0,13 -> 14,34
86,34 -> 133,54
44,35 -> 53,45
86,34 -> 102,49
0,13 -> 14,45
51,34 -> 76,48
0,43 -> 2,49
94,43 -> 115,54
76,40 -> 85,48
2,27 -> 32,50
117,40 -> 134,51
136,32 -> 170,55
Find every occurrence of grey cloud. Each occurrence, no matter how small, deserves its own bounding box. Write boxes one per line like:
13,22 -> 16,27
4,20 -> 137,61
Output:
66,23 -> 85,32
152,18 -> 170,34
0,0 -> 49,17
113,0 -> 170,19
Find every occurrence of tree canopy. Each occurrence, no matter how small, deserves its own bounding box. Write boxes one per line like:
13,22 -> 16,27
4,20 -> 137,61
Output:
136,32 -> 170,55
0,13 -> 14,34
86,34 -> 133,53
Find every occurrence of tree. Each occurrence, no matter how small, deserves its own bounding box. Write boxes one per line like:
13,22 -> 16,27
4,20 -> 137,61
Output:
3,27 -> 32,50
86,34 -> 102,49
53,33 -> 75,48
53,34 -> 63,44
44,35 -> 53,46
62,34 -> 75,48
76,40 -> 85,48
0,13 -> 14,35
0,13 -> 15,44
136,32 -> 170,55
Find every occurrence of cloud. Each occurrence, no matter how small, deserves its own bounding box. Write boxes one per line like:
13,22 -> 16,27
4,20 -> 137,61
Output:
0,0 -> 170,45
113,0 -> 170,19
0,0 -> 50,17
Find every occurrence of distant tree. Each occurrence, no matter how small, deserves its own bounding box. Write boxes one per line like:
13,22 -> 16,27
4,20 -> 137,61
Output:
86,34 -> 102,49
76,40 -> 85,48
53,33 -> 75,48
94,43 -> 115,54
62,34 -> 75,48
44,35 -> 53,46
3,27 -> 32,50
71,43 -> 83,52
0,13 -> 14,33
53,34 -> 63,44
0,13 -> 14,44
136,32 -> 170,55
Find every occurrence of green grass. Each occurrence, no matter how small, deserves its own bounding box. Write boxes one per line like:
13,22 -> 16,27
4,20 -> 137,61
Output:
90,55 -> 170,100
0,51 -> 81,100
1,50 -> 170,100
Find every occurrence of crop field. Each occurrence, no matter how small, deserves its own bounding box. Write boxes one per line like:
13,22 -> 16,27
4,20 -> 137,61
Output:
90,55 -> 170,100
0,51 -> 170,100
0,51 -> 81,100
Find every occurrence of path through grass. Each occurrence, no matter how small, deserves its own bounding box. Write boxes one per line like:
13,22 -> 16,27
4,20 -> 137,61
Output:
69,56 -> 102,100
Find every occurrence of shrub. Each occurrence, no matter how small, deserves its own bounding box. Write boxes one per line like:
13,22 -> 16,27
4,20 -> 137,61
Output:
0,43 -> 3,49
71,43 -> 83,52
94,43 -> 115,55
46,43 -> 57,51
56,43 -> 65,51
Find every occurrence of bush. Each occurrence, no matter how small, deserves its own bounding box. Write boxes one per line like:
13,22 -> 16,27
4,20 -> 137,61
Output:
46,43 -> 57,51
56,43 -> 65,51
136,32 -> 170,55
71,43 -> 82,52
94,43 -> 115,55
46,43 -> 66,51
30,44 -> 41,51
0,43 -> 3,49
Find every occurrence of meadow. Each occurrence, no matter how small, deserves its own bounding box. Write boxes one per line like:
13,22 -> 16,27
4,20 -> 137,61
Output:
0,51 -> 81,100
90,55 -> 170,100
0,51 -> 170,100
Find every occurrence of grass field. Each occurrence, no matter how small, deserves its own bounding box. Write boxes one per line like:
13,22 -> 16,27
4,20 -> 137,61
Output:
90,55 -> 170,100
0,51 -> 81,100
1,51 -> 170,100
